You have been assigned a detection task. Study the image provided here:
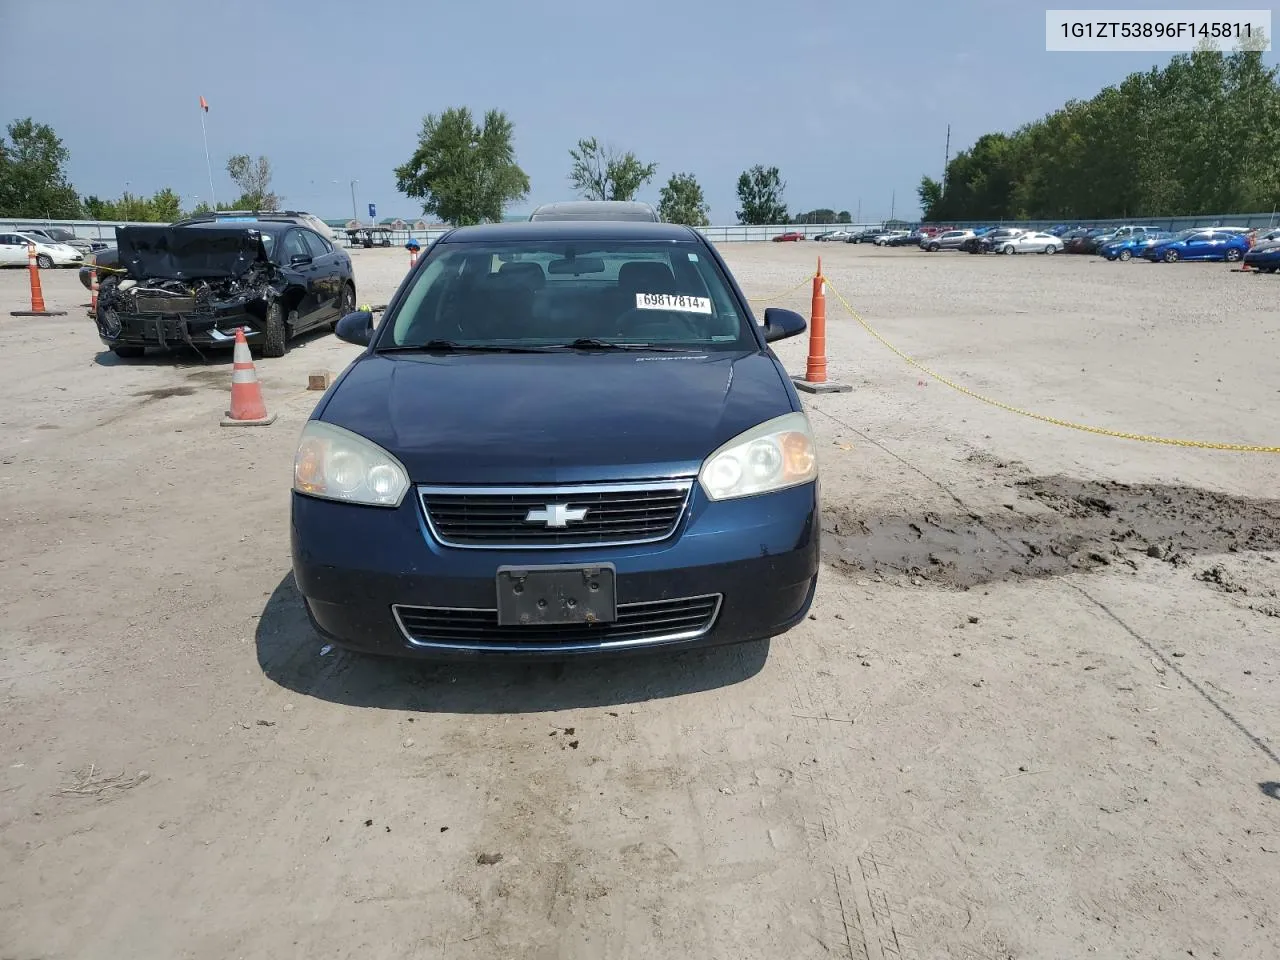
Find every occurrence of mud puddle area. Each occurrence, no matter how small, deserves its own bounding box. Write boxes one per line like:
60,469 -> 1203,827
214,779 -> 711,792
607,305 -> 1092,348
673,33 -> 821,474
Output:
823,474 -> 1280,589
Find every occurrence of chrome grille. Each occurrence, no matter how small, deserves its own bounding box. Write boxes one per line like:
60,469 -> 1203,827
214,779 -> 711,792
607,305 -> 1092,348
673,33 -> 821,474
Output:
393,594 -> 721,652
418,480 -> 693,549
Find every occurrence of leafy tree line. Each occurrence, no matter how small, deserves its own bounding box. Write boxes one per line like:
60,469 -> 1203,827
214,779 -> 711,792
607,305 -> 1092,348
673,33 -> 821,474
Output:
0,117 -> 280,222
918,42 -> 1280,221
396,106 -> 837,227
6,108 -> 834,228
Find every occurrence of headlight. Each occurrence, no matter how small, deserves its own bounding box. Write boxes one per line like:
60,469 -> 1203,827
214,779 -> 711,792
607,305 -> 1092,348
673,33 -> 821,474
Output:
698,411 -> 818,501
292,420 -> 410,507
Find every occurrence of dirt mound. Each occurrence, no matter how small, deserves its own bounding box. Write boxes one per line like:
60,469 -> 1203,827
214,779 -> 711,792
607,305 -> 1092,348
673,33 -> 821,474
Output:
823,475 -> 1280,589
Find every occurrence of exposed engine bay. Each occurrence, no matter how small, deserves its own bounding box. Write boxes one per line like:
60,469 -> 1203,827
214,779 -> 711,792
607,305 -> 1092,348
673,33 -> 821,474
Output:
94,225 -> 285,355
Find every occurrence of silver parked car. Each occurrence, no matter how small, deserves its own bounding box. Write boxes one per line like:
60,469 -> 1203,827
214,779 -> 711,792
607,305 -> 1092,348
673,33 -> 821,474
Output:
922,229 -> 976,252
993,231 -> 1064,255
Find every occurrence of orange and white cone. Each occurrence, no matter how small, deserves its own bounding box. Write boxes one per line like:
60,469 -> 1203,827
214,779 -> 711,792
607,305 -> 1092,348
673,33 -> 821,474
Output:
220,327 -> 277,426
10,243 -> 67,318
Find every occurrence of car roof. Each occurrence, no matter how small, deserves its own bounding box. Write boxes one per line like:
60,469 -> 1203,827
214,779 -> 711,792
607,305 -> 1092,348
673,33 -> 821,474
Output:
439,220 -> 699,243
528,200 -> 661,222
173,220 -> 295,236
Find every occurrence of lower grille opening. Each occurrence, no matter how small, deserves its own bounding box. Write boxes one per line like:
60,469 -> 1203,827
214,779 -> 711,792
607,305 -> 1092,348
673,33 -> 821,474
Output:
394,594 -> 721,651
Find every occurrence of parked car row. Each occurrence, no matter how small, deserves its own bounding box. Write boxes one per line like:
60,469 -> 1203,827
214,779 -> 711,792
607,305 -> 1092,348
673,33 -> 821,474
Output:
0,231 -> 87,268
833,220 -> 1280,265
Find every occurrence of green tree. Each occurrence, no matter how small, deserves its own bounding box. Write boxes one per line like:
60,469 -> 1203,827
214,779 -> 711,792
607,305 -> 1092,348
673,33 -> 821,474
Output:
735,165 -> 788,224
568,137 -> 658,201
837,210 -> 851,223
657,172 -> 710,226
917,176 -> 943,221
922,39 -> 1280,220
395,106 -> 530,226
0,118 -> 83,218
150,187 -> 182,221
226,154 -> 278,210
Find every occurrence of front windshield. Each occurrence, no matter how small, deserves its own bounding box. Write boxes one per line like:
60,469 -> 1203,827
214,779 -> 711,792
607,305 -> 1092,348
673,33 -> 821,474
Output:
381,239 -> 755,350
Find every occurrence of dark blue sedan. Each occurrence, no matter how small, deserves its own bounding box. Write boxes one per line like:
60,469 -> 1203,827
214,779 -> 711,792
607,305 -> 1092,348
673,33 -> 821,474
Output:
290,220 -> 820,659
1141,228 -> 1250,263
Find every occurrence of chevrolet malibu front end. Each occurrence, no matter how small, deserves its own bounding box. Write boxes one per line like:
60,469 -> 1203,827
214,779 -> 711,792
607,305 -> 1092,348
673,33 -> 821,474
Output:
290,220 -> 821,659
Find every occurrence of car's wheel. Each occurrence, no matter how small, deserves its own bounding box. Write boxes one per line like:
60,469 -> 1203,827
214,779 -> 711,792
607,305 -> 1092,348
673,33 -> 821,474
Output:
1225,248 -> 1242,262
927,243 -> 939,252
1002,244 -> 1015,255
1044,245 -> 1056,255
336,282 -> 356,329
111,345 -> 145,358
35,254 -> 53,269
261,301 -> 287,358
1118,249 -> 1132,261
1163,249 -> 1179,263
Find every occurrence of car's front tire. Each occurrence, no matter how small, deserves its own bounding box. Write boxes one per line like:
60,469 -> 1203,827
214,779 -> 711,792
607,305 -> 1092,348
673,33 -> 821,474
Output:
1002,244 -> 1016,255
1044,245 -> 1056,255
1119,250 -> 1132,261
1163,249 -> 1179,263
927,243 -> 940,252
35,254 -> 53,269
261,301 -> 287,358
1226,248 -> 1242,262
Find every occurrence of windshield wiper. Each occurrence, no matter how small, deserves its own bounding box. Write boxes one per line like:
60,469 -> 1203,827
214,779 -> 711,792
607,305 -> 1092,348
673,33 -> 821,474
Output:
379,339 -> 558,354
554,338 -> 693,352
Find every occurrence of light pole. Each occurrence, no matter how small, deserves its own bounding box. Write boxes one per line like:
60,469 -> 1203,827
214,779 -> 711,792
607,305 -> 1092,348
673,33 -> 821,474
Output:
350,180 -> 359,225
124,181 -> 131,222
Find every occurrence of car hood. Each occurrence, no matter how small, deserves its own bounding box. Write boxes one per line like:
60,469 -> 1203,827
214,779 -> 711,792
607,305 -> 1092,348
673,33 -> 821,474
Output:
115,225 -> 266,279
1248,239 -> 1280,253
318,350 -> 797,484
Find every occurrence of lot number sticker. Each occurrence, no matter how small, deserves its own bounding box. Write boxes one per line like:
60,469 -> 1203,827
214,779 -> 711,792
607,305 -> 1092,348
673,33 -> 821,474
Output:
636,293 -> 712,314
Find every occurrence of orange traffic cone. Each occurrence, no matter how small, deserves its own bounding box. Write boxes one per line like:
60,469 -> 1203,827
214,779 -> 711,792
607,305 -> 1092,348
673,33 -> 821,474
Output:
791,256 -> 850,394
10,243 -> 67,317
220,327 -> 277,426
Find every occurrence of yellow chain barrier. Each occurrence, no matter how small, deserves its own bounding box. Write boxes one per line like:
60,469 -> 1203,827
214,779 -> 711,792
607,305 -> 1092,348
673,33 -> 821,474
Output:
752,270 -> 1280,454
745,274 -> 813,303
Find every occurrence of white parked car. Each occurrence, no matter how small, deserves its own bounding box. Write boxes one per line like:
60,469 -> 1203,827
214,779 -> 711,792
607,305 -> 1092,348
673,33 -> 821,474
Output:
0,231 -> 85,268
873,230 -> 909,245
993,231 -> 1064,255
817,229 -> 852,242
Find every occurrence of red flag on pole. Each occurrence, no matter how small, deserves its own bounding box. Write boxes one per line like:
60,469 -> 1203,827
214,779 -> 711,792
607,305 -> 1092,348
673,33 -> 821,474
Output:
199,96 -> 209,112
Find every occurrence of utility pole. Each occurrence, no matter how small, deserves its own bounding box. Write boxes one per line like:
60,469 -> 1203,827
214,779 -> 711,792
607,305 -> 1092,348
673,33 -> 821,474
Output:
350,180 -> 359,225
943,123 -> 951,190
856,198 -> 861,224
889,189 -> 895,223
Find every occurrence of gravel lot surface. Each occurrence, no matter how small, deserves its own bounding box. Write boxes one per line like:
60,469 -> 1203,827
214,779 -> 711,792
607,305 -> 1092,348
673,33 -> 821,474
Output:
1,243 -> 1277,959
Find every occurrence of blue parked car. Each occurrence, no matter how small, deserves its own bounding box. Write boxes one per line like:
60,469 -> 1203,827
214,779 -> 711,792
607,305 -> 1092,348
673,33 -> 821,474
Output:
1242,230 -> 1280,272
291,219 -> 821,660
1141,228 -> 1250,263
1099,231 -> 1173,261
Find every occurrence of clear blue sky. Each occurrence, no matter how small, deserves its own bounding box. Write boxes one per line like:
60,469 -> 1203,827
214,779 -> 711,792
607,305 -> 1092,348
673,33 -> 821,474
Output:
1,0 -> 1273,223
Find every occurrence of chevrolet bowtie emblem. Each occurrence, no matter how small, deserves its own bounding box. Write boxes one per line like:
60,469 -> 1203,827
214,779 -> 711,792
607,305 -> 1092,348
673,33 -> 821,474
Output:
525,503 -> 588,527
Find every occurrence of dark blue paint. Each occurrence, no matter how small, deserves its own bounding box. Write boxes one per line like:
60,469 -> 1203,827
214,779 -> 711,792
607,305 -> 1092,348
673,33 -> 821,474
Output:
294,222 -> 820,659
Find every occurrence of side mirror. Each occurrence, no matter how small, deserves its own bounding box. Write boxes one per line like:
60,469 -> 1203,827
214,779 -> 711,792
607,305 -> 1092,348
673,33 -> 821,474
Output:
335,310 -> 374,346
762,307 -> 807,343
290,253 -> 313,266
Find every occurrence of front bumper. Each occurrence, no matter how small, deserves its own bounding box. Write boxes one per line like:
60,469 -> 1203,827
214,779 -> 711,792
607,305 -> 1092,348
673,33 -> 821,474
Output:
96,302 -> 267,350
291,480 -> 821,660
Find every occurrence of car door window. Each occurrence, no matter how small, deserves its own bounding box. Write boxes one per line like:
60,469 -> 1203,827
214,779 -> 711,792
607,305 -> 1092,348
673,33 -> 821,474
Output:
302,230 -> 330,259
284,229 -> 311,262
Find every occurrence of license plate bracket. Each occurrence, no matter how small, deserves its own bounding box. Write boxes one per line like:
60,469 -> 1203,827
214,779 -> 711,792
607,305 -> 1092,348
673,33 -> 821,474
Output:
495,563 -> 617,627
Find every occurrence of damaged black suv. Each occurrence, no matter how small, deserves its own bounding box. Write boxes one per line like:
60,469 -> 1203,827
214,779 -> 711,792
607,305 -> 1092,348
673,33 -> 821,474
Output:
94,221 -> 355,359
